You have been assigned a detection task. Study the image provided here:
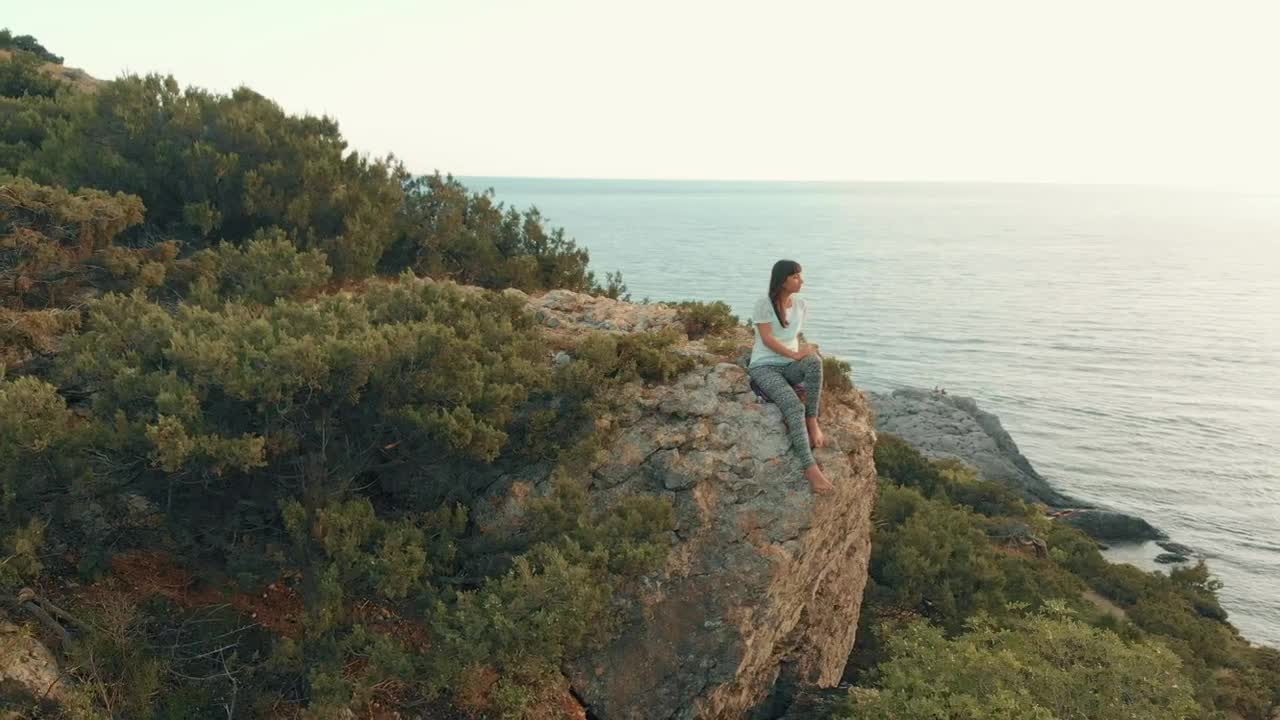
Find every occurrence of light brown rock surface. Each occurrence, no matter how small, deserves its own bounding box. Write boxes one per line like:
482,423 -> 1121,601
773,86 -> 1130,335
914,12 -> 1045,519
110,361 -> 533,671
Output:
477,290 -> 878,720
0,620 -> 71,706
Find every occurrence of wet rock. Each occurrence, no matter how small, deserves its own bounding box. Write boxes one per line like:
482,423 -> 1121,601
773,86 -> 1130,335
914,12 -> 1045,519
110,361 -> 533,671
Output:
1061,509 -> 1167,542
1157,541 -> 1195,556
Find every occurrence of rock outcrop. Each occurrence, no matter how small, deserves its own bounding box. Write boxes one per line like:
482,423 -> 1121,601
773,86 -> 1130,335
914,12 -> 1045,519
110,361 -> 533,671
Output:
0,619 -> 70,707
476,290 -> 879,720
1058,509 -> 1166,542
868,388 -> 1172,544
868,388 -> 1072,506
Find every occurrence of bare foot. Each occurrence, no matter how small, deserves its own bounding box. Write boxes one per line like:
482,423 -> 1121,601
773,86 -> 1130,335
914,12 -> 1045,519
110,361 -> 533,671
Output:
806,417 -> 827,449
804,464 -> 835,495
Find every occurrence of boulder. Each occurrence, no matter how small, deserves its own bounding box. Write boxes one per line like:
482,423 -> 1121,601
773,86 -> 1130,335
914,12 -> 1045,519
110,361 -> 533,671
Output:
474,291 -> 879,720
0,620 -> 71,707
867,388 -> 1075,506
1156,541 -> 1195,556
1154,552 -> 1190,565
1060,509 -> 1167,542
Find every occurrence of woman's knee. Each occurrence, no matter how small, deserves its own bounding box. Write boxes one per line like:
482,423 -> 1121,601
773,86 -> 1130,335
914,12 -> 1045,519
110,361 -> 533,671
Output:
802,354 -> 823,377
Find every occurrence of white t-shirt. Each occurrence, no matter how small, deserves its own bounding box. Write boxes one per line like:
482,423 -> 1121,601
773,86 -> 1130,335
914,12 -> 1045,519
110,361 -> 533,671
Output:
749,296 -> 806,368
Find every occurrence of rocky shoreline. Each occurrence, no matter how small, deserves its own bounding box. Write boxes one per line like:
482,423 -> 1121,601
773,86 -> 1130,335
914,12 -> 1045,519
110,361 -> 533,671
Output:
867,388 -> 1194,562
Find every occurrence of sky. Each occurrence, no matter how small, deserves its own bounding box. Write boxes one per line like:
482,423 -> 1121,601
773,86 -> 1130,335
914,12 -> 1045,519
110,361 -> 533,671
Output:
10,0 -> 1280,189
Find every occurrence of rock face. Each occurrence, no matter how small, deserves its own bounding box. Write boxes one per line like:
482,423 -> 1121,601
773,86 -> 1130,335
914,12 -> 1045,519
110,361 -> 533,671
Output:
0,620 -> 70,706
868,388 -> 1072,506
475,290 -> 879,720
869,388 -> 1170,544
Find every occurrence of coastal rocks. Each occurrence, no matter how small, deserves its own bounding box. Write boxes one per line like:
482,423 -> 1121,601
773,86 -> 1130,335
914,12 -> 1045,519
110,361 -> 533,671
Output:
868,388 -> 1176,545
576,378 -> 876,720
527,288 -> 684,335
475,302 -> 879,720
867,388 -> 1072,506
1155,552 -> 1191,564
1058,509 -> 1167,542
1157,541 -> 1195,556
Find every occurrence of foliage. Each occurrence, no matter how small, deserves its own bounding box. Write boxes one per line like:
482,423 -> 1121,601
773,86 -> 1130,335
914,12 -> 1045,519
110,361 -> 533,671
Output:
0,47 -> 65,98
57,279 -> 547,549
5,33 -> 1272,720
595,269 -> 629,300
822,354 -> 853,394
854,433 -> 1280,719
64,598 -> 169,718
843,605 -> 1201,720
382,172 -> 597,293
869,484 -> 1006,629
175,229 -> 332,307
0,176 -> 145,308
422,482 -> 673,716
672,299 -> 738,340
0,376 -> 78,516
616,328 -> 696,383
15,75 -> 400,278
873,433 -> 945,495
0,29 -> 63,64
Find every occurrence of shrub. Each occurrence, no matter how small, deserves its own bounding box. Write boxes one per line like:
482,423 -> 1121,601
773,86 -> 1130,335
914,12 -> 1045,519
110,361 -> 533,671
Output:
873,433 -> 945,495
0,48 -> 65,98
24,76 -> 403,278
843,606 -> 1201,720
176,229 -> 332,307
594,270 -> 629,300
384,172 -> 596,293
616,328 -> 696,383
0,29 -> 63,64
0,177 -> 145,308
672,300 -> 738,340
822,354 -> 853,394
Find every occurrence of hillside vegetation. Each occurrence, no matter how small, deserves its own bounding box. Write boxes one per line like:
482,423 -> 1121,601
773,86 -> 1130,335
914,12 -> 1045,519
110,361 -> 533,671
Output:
1,31 -> 1276,720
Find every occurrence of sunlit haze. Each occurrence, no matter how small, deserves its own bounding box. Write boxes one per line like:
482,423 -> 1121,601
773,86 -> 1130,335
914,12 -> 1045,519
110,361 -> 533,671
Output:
12,0 -> 1280,189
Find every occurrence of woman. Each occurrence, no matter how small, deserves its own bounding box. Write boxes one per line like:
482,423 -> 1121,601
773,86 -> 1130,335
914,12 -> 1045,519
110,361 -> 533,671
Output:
748,260 -> 835,495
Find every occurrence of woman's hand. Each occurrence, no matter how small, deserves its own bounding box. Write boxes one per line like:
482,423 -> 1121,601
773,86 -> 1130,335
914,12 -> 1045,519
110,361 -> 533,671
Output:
792,346 -> 818,361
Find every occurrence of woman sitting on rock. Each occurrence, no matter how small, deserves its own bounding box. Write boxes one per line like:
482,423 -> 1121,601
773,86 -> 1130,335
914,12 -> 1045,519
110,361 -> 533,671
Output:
748,259 -> 834,494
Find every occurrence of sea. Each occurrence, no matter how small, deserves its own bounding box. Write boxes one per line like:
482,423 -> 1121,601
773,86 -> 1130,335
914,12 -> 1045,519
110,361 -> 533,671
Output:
464,177 -> 1280,648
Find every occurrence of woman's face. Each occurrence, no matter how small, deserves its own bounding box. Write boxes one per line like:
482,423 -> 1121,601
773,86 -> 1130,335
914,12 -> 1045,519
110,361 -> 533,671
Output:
785,271 -> 804,293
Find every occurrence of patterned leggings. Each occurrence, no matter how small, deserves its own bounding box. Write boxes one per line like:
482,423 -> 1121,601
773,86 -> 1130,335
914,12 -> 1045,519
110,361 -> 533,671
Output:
748,354 -> 824,467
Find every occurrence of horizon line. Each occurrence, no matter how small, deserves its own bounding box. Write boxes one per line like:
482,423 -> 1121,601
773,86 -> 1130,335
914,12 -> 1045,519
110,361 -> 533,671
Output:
447,174 -> 1278,194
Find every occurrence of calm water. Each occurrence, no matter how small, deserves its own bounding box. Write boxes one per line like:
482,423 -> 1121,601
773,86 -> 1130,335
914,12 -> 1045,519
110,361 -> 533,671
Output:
466,177 -> 1280,647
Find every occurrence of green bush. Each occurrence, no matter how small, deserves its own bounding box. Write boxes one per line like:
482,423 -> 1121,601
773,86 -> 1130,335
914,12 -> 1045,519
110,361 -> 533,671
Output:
0,48 -> 64,98
19,75 -> 402,278
0,29 -> 63,64
843,606 -> 1201,720
870,484 -> 1011,631
382,172 -> 597,293
0,376 -> 79,520
1,176 -> 146,308
672,300 -> 738,340
616,329 -> 696,383
176,229 -> 332,307
822,354 -> 853,394
873,433 -> 947,495
857,433 -> 1279,720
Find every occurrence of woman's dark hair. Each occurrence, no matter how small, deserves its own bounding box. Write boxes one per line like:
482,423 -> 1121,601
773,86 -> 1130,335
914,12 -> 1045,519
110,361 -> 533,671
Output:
768,259 -> 801,327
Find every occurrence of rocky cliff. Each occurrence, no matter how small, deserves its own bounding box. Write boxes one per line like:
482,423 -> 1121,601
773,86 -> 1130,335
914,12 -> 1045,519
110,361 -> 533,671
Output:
476,290 -> 880,720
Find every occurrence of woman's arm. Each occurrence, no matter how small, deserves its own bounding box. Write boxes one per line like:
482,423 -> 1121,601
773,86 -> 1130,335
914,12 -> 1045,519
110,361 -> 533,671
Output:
756,323 -> 814,361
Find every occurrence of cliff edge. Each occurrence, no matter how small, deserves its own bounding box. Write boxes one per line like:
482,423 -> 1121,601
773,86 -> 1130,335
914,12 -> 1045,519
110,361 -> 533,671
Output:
476,290 -> 879,720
